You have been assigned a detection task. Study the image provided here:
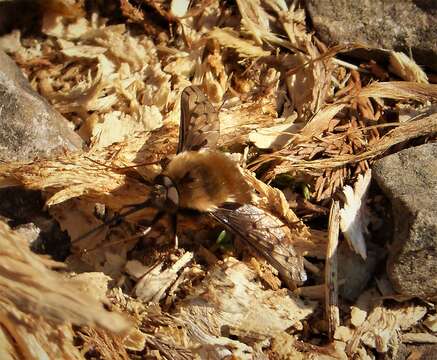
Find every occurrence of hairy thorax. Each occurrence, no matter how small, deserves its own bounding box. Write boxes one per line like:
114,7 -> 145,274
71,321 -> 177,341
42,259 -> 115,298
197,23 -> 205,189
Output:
164,150 -> 252,212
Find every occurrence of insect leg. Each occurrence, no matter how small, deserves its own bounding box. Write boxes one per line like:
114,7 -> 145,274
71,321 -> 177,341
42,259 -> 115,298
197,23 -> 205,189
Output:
170,213 -> 179,249
73,199 -> 155,243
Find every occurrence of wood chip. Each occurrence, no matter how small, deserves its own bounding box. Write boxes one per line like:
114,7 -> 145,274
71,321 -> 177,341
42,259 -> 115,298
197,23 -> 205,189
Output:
402,333 -> 437,344
325,201 -> 340,340
0,220 -> 130,333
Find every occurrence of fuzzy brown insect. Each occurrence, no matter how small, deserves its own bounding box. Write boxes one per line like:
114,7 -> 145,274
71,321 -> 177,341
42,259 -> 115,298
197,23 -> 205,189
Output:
77,85 -> 306,287
154,85 -> 306,286
162,86 -> 251,212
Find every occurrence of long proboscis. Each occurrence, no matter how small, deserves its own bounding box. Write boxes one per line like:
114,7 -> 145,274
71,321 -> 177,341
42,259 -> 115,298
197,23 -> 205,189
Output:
72,199 -> 162,243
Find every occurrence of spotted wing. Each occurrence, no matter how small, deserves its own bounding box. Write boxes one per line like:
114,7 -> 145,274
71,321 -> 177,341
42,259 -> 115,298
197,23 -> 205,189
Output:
178,85 -> 220,154
209,204 -> 307,288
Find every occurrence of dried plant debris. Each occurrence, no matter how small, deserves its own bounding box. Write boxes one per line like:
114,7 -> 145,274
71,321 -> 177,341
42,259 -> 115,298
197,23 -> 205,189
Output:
209,27 -> 271,58
133,251 -> 194,302
177,258 -> 315,358
0,319 -> 84,360
0,220 -> 129,332
0,220 -> 130,360
389,51 -> 429,84
0,0 -> 437,358
340,169 -> 372,260
346,301 -> 427,356
325,201 -> 340,341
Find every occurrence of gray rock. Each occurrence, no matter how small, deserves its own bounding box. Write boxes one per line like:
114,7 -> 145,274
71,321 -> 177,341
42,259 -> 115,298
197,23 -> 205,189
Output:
373,143 -> 437,299
393,343 -> 437,360
0,187 -> 71,261
0,50 -> 83,161
306,0 -> 437,72
338,243 -> 385,302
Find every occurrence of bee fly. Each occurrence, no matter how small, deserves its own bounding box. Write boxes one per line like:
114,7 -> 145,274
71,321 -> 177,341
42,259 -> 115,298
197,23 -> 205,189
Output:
76,86 -> 306,287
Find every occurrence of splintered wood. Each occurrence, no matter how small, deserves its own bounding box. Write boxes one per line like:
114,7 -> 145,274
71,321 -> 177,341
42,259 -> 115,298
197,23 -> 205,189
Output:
0,221 -> 129,332
0,220 -> 129,360
340,169 -> 372,260
325,201 -> 340,341
0,0 -> 436,358
179,259 -> 315,353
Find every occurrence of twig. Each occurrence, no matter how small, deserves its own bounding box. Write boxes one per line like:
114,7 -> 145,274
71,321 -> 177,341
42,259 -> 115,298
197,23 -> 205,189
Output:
325,200 -> 340,341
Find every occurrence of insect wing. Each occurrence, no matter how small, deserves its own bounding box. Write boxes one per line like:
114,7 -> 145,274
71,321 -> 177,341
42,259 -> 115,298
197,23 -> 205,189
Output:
210,204 -> 307,288
178,86 -> 220,153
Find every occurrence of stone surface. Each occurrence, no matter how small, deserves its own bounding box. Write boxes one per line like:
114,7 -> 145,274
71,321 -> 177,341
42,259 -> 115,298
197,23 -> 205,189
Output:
0,188 -> 71,261
338,243 -> 385,302
0,50 -> 83,161
373,143 -> 437,299
394,344 -> 437,360
306,0 -> 437,72
0,49 -> 81,259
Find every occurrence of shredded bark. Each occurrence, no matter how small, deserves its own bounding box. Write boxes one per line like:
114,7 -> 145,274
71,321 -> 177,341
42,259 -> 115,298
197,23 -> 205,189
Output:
0,0 -> 436,358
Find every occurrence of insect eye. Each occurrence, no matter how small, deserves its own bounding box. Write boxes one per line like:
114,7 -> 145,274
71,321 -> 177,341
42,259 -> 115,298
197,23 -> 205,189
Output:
155,175 -> 174,188
163,177 -> 174,188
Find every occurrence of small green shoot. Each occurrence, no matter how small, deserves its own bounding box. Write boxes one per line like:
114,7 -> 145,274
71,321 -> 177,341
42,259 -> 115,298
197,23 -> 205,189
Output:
301,183 -> 311,200
216,229 -> 233,251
